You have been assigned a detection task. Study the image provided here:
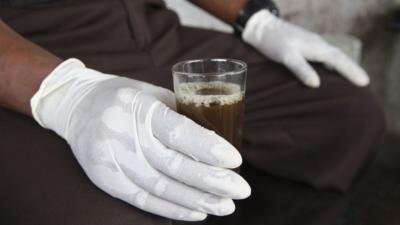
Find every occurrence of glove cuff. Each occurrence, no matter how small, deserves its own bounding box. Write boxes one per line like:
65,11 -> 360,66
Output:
31,58 -> 85,127
242,9 -> 276,45
30,58 -> 116,138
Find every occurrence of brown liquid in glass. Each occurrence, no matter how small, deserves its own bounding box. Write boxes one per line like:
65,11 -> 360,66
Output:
176,85 -> 244,150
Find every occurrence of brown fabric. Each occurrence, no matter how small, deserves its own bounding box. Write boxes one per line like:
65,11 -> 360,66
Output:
0,1 -> 386,225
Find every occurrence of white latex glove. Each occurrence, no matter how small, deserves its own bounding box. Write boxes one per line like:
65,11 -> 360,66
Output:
242,9 -> 370,88
31,59 -> 251,221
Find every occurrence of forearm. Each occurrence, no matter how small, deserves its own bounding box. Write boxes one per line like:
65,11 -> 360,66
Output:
190,0 -> 247,23
0,19 -> 61,116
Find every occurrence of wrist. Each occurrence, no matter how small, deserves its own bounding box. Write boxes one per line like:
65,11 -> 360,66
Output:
0,42 -> 62,116
190,0 -> 247,23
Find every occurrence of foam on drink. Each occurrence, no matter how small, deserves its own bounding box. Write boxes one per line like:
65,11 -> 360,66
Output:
176,81 -> 243,107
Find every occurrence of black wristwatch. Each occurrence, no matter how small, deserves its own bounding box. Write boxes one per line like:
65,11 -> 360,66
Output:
233,0 -> 280,34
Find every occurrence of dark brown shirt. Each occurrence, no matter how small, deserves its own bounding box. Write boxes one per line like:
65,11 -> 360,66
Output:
0,0 -> 56,7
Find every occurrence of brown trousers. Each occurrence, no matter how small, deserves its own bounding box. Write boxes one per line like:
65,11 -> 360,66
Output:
0,1 -> 385,225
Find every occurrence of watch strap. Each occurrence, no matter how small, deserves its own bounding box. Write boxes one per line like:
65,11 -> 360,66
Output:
233,0 -> 280,34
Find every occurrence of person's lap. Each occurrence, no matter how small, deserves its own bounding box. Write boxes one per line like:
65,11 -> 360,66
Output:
0,1 -> 385,225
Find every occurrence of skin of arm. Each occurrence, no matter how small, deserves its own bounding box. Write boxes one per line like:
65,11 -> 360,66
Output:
0,19 -> 61,116
189,0 -> 247,23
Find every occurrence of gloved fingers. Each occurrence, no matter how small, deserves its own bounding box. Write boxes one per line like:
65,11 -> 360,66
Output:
105,116 -> 238,217
282,50 -> 321,88
134,191 -> 208,221
326,52 -> 370,86
85,164 -> 207,221
100,91 -> 244,214
142,137 -> 251,200
118,158 -> 236,216
151,102 -> 242,169
121,186 -> 208,221
301,40 -> 370,87
91,128 -> 232,217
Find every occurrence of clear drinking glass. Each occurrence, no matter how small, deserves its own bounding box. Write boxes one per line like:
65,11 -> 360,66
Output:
172,58 -> 247,152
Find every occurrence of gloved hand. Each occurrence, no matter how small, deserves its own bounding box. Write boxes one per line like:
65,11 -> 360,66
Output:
31,59 -> 251,221
242,9 -> 370,88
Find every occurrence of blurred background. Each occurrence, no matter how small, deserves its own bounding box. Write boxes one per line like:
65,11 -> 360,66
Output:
165,0 -> 400,224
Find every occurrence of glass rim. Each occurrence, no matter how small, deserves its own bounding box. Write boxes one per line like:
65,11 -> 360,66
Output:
172,58 -> 247,77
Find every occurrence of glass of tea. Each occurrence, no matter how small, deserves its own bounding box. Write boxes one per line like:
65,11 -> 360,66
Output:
172,58 -> 247,153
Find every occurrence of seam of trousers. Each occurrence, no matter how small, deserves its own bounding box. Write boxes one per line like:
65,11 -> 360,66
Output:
120,0 -> 151,50
119,0 -> 158,70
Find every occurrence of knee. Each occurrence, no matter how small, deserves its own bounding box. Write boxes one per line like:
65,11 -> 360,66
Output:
311,85 -> 386,191
288,71 -> 387,190
314,65 -> 386,148
338,88 -> 386,145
